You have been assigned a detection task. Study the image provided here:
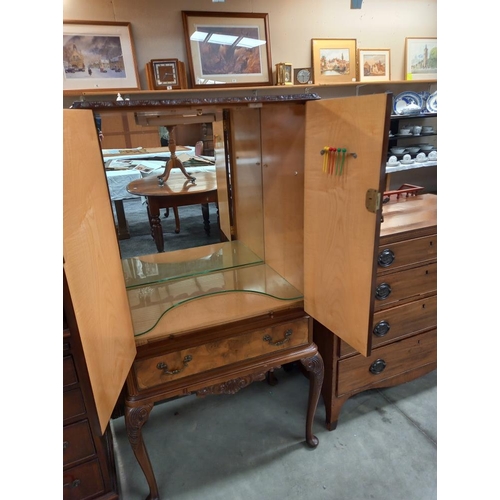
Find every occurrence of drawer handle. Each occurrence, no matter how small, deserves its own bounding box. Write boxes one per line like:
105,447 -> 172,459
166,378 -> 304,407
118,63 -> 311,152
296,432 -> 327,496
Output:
263,328 -> 293,346
157,355 -> 192,375
375,282 -> 392,300
373,320 -> 390,337
369,359 -> 387,374
378,249 -> 395,267
64,479 -> 81,489
63,441 -> 69,449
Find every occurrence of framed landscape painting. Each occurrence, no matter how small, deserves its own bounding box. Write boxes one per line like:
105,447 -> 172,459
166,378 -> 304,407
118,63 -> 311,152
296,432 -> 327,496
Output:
358,48 -> 391,82
405,37 -> 437,81
182,11 -> 273,88
63,21 -> 140,95
311,39 -> 357,84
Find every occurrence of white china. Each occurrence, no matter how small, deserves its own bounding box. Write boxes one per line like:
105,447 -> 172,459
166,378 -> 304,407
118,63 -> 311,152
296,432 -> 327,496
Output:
415,152 -> 427,162
426,91 -> 437,113
393,91 -> 424,115
390,147 -> 406,154
413,125 -> 422,136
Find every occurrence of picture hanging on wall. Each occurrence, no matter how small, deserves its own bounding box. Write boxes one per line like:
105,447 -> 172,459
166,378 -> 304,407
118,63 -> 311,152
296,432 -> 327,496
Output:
357,48 -> 391,82
182,11 -> 273,88
404,37 -> 437,81
311,39 -> 358,84
63,21 -> 140,95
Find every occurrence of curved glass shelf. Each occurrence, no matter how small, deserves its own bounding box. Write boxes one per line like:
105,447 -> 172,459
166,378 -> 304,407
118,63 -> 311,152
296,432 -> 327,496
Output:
122,240 -> 263,289
127,263 -> 304,336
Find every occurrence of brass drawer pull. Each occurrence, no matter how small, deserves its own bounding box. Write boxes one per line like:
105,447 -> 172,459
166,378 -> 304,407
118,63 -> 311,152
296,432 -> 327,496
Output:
369,358 -> 387,374
157,355 -> 193,375
375,282 -> 392,300
378,248 -> 395,267
64,479 -> 81,489
373,320 -> 390,337
263,328 -> 293,346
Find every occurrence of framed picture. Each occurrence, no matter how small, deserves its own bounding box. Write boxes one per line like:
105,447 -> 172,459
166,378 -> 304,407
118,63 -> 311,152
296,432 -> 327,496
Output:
63,21 -> 140,95
182,11 -> 273,88
357,49 -> 391,82
146,59 -> 188,90
405,37 -> 437,81
311,39 -> 357,84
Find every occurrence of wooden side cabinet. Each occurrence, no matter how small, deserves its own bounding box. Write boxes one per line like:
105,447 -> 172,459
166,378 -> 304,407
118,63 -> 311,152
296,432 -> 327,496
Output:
313,194 -> 437,430
63,275 -> 119,500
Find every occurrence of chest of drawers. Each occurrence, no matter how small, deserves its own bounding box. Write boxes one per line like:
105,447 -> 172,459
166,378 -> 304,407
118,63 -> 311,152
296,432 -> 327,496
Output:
63,285 -> 119,500
313,194 -> 437,430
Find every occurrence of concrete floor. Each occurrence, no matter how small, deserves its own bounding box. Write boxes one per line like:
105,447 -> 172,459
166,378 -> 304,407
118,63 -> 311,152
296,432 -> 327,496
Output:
110,367 -> 437,500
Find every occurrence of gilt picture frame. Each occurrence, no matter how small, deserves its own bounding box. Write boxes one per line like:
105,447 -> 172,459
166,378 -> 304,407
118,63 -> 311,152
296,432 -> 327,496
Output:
358,48 -> 391,82
311,38 -> 357,84
182,11 -> 273,88
63,20 -> 140,95
405,37 -> 437,81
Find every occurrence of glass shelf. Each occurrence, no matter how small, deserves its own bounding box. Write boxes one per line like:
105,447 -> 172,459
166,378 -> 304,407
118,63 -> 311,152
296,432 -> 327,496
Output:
122,240 -> 263,289
127,262 -> 304,336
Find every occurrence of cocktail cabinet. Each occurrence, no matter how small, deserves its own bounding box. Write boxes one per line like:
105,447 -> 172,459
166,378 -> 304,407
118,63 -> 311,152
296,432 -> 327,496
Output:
64,88 -> 436,498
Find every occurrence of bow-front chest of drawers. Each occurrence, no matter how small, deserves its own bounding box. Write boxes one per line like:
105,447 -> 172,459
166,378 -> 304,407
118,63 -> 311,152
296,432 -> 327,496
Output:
313,194 -> 437,430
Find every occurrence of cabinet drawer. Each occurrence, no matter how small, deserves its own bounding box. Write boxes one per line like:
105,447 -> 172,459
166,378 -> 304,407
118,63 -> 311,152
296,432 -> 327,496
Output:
340,295 -> 437,356
374,262 -> 436,311
63,420 -> 96,467
377,235 -> 437,272
63,355 -> 78,389
63,388 -> 86,421
63,459 -> 105,500
134,318 -> 309,390
337,329 -> 437,396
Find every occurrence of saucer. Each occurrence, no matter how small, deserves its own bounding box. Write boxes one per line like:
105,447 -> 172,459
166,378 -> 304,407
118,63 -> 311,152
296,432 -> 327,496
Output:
398,133 -> 413,137
400,159 -> 415,165
386,161 -> 400,167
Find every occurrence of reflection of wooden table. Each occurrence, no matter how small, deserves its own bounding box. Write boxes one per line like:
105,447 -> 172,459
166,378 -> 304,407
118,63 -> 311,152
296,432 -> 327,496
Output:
127,171 -> 218,252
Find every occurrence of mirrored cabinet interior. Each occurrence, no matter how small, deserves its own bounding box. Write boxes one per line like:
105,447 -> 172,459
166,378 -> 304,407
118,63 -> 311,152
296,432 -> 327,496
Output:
63,83 -> 436,499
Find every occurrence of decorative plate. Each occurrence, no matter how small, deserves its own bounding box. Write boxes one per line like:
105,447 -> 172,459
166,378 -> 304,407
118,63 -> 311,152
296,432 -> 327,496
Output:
426,91 -> 437,113
393,91 -> 423,115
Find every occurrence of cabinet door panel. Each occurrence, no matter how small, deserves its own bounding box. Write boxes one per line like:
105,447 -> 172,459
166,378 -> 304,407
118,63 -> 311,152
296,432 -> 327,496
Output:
304,94 -> 391,356
63,109 -> 137,434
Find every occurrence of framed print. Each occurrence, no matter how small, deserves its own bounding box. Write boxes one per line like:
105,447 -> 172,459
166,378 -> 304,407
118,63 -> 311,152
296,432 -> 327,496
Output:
311,39 -> 357,84
63,21 -> 140,95
146,59 -> 188,90
182,11 -> 273,88
358,48 -> 391,82
405,37 -> 437,80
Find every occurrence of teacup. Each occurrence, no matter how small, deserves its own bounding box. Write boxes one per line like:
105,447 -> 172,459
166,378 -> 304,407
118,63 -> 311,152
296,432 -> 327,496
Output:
428,150 -> 437,161
388,155 -> 398,164
416,152 -> 427,162
399,128 -> 412,135
422,126 -> 434,133
402,154 -> 412,162
413,125 -> 422,136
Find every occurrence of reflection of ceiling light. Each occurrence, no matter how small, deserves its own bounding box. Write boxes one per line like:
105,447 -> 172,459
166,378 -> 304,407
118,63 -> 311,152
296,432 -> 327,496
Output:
190,31 -> 208,42
236,37 -> 266,48
207,33 -> 238,45
190,31 -> 266,49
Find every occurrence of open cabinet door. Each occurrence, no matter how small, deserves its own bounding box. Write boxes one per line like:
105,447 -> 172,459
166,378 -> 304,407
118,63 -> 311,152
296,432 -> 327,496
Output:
304,94 -> 391,356
63,109 -> 137,433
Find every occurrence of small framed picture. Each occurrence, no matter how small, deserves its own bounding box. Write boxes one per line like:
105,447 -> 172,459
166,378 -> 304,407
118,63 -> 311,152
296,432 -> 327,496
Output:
146,59 -> 188,90
357,49 -> 391,82
311,38 -> 357,84
405,37 -> 437,81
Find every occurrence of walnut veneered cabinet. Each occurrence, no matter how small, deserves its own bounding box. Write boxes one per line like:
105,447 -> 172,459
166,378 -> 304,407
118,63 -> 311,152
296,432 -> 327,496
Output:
64,90 -> 436,499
